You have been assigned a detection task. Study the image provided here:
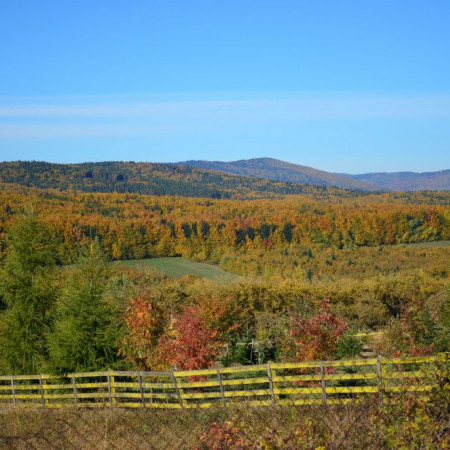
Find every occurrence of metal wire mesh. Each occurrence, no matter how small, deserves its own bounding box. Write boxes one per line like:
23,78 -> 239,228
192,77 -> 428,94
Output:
0,354 -> 448,449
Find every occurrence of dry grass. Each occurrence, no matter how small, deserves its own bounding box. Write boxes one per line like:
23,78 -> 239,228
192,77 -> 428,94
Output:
0,393 -> 448,450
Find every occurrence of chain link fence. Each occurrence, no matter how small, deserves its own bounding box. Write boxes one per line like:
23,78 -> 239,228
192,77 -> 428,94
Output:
0,354 -> 448,449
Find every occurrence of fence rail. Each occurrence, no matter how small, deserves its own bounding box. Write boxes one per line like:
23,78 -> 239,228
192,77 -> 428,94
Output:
0,355 -> 445,409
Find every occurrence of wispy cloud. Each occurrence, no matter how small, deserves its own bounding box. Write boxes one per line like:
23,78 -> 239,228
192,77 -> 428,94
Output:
0,123 -> 195,139
1,94 -> 450,139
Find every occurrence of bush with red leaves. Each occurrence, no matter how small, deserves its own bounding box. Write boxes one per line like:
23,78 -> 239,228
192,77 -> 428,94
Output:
287,298 -> 348,361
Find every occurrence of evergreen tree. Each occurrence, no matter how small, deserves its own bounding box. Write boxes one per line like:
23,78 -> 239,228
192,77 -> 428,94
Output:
48,242 -> 121,373
0,209 -> 58,374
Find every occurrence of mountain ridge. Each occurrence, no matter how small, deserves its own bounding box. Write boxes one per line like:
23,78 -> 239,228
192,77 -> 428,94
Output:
179,158 -> 450,191
1,159 -> 449,194
346,169 -> 450,191
179,158 -> 378,191
0,160 -> 359,200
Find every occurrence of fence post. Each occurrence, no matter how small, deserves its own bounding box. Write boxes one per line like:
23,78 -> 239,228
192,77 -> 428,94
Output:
267,362 -> 276,406
320,362 -> 327,405
39,375 -> 46,407
110,371 -> 117,406
138,372 -> 145,407
72,375 -> 78,407
217,368 -> 226,402
43,377 -> 50,407
376,356 -> 384,404
10,376 -> 16,407
170,370 -> 184,409
107,371 -> 113,407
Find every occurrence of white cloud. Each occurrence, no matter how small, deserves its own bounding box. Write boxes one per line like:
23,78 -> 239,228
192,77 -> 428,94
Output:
1,93 -> 449,139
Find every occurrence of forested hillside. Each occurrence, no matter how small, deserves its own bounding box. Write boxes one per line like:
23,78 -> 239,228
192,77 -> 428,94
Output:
181,158 -> 450,191
349,169 -> 450,191
1,183 -> 449,266
0,161 -> 358,199
180,158 -> 377,190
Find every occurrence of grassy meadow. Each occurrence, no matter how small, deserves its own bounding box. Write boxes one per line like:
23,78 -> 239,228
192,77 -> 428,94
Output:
116,257 -> 239,282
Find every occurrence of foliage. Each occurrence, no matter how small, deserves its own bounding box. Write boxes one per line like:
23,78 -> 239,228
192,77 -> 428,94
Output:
426,286 -> 450,352
334,333 -> 365,359
378,289 -> 449,356
0,209 -> 58,374
197,421 -> 252,448
47,243 -> 123,373
1,182 -> 450,266
253,312 -> 290,363
119,291 -> 171,371
120,292 -> 243,371
164,294 -> 245,370
286,299 -> 348,361
158,305 -> 226,371
117,271 -> 449,370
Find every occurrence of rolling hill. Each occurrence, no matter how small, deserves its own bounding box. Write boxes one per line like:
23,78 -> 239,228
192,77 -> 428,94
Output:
0,161 -> 360,200
180,158 -> 450,191
180,158 -> 377,191
2,160 -> 448,195
347,170 -> 450,191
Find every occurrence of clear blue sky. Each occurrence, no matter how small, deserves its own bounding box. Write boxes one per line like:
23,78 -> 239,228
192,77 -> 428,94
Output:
1,1 -> 449,173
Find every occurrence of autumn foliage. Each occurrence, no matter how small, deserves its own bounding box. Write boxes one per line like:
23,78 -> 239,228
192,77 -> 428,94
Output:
120,292 -> 243,371
120,293 -> 169,371
1,183 -> 450,266
381,298 -> 440,357
158,306 -> 225,371
287,299 -> 348,361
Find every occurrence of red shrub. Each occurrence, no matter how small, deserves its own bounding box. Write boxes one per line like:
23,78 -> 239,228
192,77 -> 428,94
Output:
289,298 -> 348,361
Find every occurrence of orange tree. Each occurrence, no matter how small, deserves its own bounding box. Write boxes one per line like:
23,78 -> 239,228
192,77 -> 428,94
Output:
119,293 -> 170,371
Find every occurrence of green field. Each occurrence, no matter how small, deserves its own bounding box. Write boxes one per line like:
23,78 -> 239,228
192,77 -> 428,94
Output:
117,257 -> 239,282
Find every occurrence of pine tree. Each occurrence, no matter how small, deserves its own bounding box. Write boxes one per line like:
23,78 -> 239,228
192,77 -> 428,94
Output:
0,209 -> 58,374
48,242 -> 121,373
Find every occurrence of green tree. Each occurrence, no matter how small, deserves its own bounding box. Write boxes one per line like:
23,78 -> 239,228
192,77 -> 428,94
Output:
0,209 -> 58,374
48,242 -> 121,373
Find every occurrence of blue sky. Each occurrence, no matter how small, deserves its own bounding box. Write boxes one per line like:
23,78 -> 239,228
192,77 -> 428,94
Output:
1,1 -> 449,173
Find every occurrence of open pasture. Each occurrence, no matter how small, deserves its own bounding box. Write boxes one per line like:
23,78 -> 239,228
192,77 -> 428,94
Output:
117,257 -> 239,283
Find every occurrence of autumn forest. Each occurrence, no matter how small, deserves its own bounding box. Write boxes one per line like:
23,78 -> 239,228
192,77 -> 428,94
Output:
0,164 -> 448,378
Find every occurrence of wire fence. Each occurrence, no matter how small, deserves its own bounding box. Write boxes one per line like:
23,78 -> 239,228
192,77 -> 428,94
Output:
0,354 -> 448,449
0,355 -> 440,409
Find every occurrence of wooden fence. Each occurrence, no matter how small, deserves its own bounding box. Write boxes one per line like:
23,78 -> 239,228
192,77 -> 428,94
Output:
0,355 -> 444,409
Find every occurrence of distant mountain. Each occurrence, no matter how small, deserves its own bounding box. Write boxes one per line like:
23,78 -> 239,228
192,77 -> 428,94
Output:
0,161 -> 360,200
347,170 -> 450,191
179,158 -> 378,191
180,158 -> 450,191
